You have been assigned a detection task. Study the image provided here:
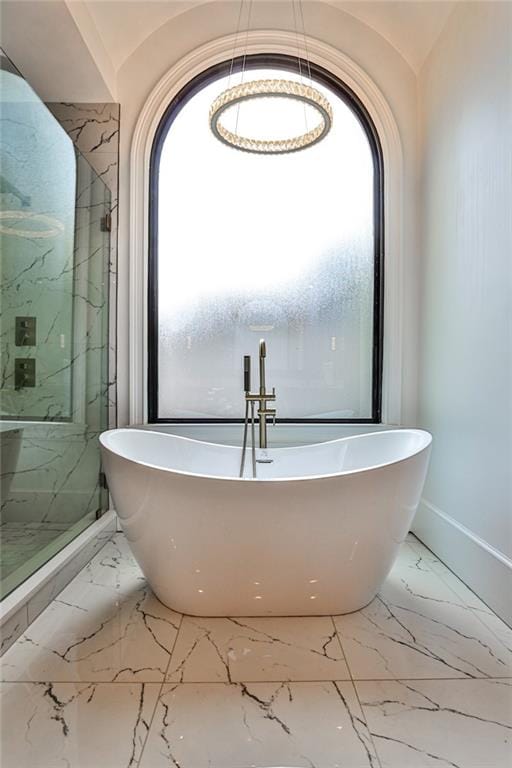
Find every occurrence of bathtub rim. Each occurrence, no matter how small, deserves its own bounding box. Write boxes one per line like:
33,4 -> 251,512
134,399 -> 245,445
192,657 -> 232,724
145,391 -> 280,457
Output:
99,427 -> 432,484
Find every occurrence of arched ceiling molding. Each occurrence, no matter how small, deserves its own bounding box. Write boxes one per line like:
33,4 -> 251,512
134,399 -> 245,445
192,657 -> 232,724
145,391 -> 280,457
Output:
128,30 -> 404,425
83,0 -> 454,76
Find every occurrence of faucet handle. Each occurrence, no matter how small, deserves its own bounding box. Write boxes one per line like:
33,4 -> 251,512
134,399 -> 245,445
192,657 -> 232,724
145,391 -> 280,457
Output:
266,408 -> 277,426
243,355 -> 251,392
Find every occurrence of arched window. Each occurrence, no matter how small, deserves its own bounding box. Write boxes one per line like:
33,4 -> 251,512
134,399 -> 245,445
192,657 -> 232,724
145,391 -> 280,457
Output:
149,54 -> 383,423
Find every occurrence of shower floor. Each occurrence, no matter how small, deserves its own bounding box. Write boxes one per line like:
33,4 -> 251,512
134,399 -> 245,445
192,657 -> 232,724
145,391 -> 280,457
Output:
0,522 -> 69,581
0,532 -> 510,767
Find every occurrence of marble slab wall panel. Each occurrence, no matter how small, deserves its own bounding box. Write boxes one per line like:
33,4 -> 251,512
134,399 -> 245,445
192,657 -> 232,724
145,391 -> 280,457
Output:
1,423 -> 101,525
46,102 -> 119,430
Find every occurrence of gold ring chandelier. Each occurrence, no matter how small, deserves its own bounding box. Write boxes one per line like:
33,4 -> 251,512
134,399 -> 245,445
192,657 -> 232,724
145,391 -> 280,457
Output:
209,78 -> 333,155
209,0 -> 333,155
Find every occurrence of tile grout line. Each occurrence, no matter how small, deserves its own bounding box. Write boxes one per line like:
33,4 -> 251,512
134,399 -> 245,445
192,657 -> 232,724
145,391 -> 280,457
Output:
1,675 -> 512,685
350,679 -> 384,768
330,614 -> 384,768
136,609 -> 185,767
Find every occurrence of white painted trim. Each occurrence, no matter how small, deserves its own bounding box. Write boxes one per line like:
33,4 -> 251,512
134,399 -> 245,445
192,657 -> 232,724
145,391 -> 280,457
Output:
0,511 -> 115,626
129,31 -> 404,425
413,498 -> 512,625
416,498 -> 512,568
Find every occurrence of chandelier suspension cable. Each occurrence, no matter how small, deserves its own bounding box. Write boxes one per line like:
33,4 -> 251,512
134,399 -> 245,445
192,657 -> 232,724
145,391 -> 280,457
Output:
291,0 -> 304,83
227,0 -> 244,89
291,0 -> 309,133
235,0 -> 254,135
239,0 -> 253,87
298,0 -> 314,86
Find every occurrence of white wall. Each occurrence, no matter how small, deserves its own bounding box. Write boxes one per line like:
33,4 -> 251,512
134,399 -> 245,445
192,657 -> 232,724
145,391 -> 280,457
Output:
414,2 -> 512,623
0,0 -> 115,101
115,0 -> 420,429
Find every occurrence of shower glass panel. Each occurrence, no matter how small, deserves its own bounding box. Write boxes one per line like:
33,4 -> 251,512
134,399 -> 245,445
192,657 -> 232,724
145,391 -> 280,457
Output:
0,50 -> 110,600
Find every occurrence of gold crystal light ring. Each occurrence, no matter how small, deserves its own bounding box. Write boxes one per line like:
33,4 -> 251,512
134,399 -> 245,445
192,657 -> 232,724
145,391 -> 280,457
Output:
209,79 -> 333,154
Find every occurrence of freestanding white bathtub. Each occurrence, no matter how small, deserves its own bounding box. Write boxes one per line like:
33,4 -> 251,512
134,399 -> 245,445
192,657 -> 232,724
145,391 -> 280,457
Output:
100,428 -> 431,616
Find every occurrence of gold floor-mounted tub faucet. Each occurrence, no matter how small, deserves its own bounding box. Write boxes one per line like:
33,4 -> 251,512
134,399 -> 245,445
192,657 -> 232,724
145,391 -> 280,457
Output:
244,339 -> 276,449
239,339 -> 277,478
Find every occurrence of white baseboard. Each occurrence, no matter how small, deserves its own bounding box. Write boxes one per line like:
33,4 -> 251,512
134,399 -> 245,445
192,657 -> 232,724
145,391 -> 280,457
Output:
412,498 -> 512,625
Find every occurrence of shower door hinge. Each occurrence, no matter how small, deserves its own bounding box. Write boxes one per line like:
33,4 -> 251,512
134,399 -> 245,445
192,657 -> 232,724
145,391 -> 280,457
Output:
99,471 -> 108,490
101,212 -> 112,232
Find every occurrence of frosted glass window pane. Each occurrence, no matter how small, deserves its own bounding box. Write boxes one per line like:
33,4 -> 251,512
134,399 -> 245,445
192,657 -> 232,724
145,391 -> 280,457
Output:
157,68 -> 376,420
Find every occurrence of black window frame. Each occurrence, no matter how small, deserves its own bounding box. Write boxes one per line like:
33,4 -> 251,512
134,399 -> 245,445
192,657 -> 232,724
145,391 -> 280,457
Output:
148,53 -> 384,424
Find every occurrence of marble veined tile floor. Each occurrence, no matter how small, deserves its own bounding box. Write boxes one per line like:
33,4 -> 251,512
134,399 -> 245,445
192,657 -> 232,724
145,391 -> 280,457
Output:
1,533 -> 511,768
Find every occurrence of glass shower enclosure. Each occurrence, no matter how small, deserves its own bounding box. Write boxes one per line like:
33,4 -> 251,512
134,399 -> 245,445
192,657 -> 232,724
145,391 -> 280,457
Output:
0,50 -> 110,599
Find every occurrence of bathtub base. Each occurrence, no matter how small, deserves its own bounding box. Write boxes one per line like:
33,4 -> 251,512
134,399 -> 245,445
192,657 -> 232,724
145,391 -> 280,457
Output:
120,515 -> 397,618
149,584 -> 379,618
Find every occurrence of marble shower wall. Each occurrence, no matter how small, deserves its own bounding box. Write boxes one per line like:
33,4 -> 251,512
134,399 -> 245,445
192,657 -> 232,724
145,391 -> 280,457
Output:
47,101 -> 119,428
